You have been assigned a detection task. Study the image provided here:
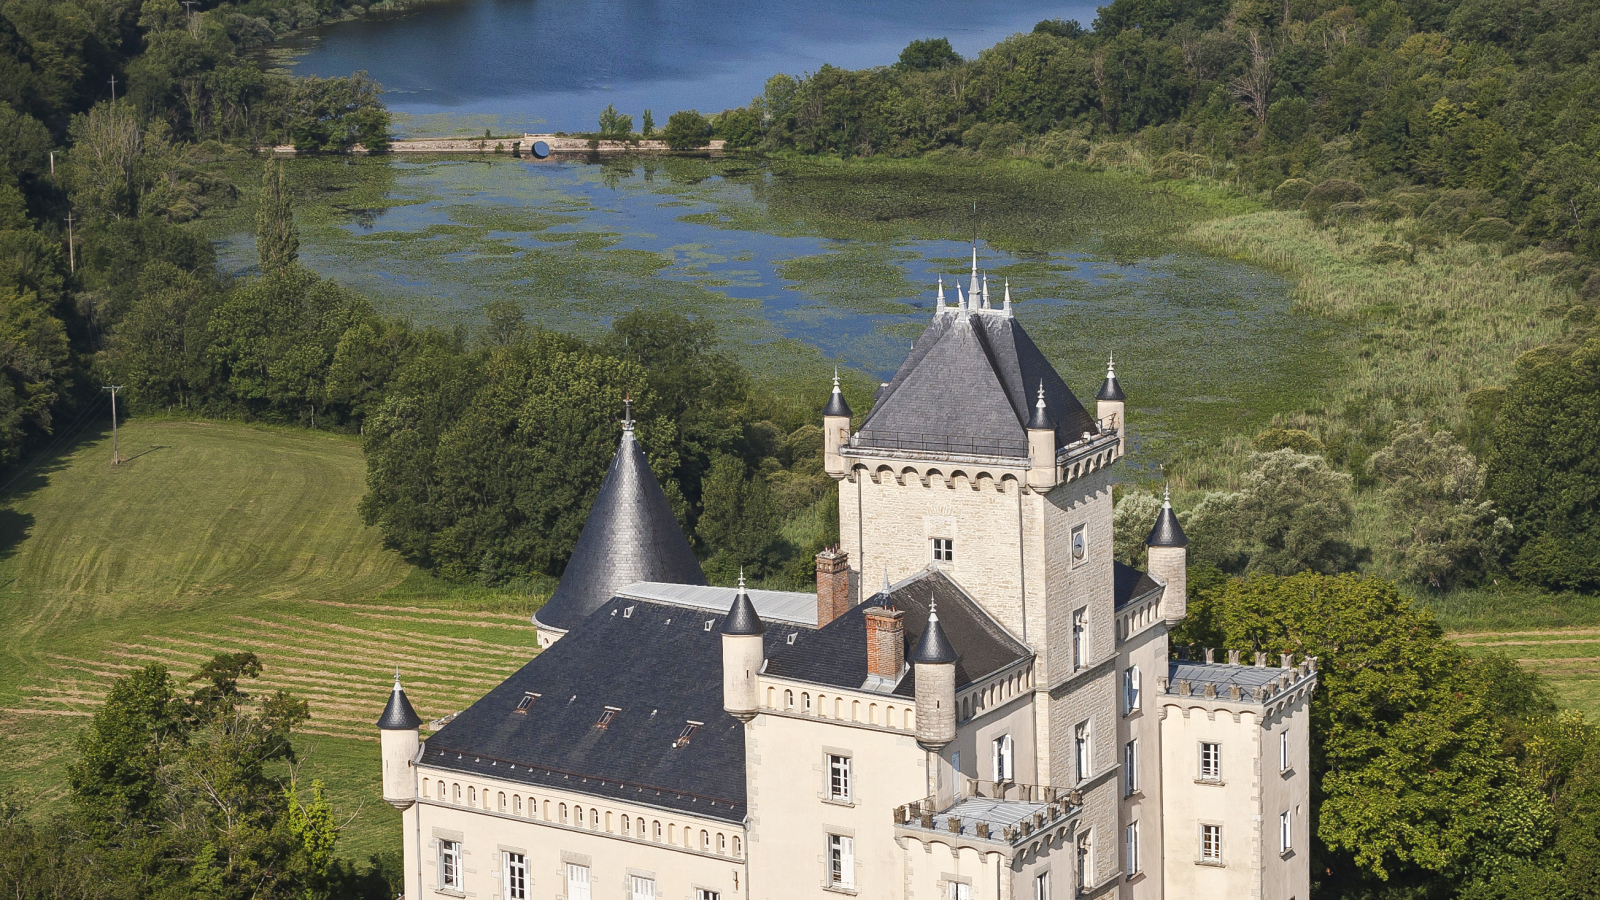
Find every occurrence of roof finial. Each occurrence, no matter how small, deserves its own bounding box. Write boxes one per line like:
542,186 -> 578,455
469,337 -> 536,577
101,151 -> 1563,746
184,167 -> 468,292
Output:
832,368 -> 841,393
1003,280 -> 1012,315
1037,380 -> 1047,409
982,273 -> 991,309
936,277 -> 946,312
394,667 -> 402,689
882,565 -> 891,592
622,393 -> 634,431
969,245 -> 980,301
738,567 -> 746,591
929,593 -> 939,621
1162,482 -> 1172,509
1108,351 -> 1117,379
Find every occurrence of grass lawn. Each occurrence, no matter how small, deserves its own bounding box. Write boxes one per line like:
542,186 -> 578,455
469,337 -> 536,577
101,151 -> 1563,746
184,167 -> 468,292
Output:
0,419 -> 546,860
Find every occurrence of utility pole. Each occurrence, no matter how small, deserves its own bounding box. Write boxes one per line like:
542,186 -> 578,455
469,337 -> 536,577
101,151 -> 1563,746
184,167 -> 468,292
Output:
48,150 -> 54,186
108,74 -> 117,103
102,385 -> 123,465
64,212 -> 75,274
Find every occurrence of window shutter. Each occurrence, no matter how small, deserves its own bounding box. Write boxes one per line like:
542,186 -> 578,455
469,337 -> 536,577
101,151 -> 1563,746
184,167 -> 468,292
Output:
1130,666 -> 1141,709
841,836 -> 855,888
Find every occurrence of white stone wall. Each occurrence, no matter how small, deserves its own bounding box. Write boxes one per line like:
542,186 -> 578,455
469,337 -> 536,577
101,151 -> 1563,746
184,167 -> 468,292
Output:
1259,691 -> 1313,900
1156,702 -> 1268,900
406,766 -> 743,900
743,707 -> 929,897
1115,621 -> 1171,900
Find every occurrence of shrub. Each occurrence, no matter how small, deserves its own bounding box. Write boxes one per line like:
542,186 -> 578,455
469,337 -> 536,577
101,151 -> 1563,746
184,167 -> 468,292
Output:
1252,427 -> 1324,454
1273,177 -> 1313,209
1303,178 -> 1366,223
1462,217 -> 1515,244
661,110 -> 712,150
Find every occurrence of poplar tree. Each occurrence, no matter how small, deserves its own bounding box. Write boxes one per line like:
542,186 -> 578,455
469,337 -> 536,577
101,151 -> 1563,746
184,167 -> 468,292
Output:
256,162 -> 298,274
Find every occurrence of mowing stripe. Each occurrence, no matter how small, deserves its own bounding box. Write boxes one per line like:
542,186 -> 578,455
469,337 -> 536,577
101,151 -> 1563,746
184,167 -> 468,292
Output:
308,599 -> 531,620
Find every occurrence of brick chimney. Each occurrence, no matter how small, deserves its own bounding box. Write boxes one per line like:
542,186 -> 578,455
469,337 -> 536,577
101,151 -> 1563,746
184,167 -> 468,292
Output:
864,607 -> 905,679
816,546 -> 852,627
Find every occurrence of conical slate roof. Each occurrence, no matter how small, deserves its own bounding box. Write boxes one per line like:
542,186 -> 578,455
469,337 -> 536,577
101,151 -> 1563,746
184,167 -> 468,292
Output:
377,675 -> 423,730
856,310 -> 1096,458
1096,354 -> 1126,402
720,578 -> 765,636
534,426 -> 706,633
1146,489 -> 1189,548
910,604 -> 958,665
823,371 -> 852,418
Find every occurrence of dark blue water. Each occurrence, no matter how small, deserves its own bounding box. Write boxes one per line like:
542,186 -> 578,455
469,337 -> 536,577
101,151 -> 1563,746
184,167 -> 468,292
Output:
282,0 -> 1101,135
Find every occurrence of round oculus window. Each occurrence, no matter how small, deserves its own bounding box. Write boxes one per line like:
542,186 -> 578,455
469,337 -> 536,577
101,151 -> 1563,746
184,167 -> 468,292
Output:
1072,532 -> 1086,561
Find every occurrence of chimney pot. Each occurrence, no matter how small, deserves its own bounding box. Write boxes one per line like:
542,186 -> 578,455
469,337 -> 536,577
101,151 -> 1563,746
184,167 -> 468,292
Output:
1227,649 -> 1240,665
1255,651 -> 1267,667
1281,653 -> 1293,669
816,547 -> 852,627
864,606 -> 906,679
1204,647 -> 1215,664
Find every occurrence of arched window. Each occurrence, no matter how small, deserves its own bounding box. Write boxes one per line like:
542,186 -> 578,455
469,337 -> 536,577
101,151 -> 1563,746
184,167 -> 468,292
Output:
734,836 -> 743,857
904,708 -> 914,729
574,805 -> 584,827
803,692 -> 812,713
453,783 -> 461,803
422,778 -> 430,797
468,787 -> 476,805
834,697 -> 843,718
852,700 -> 861,721
543,800 -> 551,820
606,811 -> 613,831
514,795 -> 522,815
766,686 -> 775,707
701,829 -> 710,850
591,808 -> 599,828
498,791 -> 506,811
560,803 -> 568,823
784,689 -> 793,709
719,833 -> 727,853
653,820 -> 662,841
869,702 -> 878,724
668,823 -> 677,843
623,816 -> 632,836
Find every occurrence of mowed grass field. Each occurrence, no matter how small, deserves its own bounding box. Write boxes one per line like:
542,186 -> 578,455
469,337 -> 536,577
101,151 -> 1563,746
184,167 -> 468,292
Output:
0,420 -> 544,860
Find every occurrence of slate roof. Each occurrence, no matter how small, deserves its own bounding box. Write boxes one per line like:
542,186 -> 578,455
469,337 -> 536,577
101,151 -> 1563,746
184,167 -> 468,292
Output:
425,598 -> 806,821
720,585 -> 765,635
1113,561 -> 1162,611
616,582 -> 817,626
534,427 -> 706,633
1167,660 -> 1306,703
1147,502 -> 1189,548
377,680 -> 422,730
764,569 -> 1030,695
854,311 -> 1097,458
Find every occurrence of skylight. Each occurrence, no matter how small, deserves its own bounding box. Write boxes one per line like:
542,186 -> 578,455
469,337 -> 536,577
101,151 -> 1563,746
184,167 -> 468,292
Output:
597,706 -> 620,729
674,721 -> 703,748
514,692 -> 540,714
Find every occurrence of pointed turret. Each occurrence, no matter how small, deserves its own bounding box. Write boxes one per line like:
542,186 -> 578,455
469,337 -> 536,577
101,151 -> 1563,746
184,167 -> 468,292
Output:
912,600 -> 957,751
969,246 -> 981,303
1147,485 -> 1189,623
721,572 -> 765,722
1096,353 -> 1126,454
1028,381 -> 1058,489
1002,280 -> 1013,316
982,273 -> 991,309
533,408 -> 706,643
824,369 -> 852,478
377,671 -> 421,809
936,277 -> 947,314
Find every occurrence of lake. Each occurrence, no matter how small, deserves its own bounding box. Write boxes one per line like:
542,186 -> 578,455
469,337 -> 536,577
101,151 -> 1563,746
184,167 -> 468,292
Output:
205,154 -> 1344,462
279,0 -> 1103,136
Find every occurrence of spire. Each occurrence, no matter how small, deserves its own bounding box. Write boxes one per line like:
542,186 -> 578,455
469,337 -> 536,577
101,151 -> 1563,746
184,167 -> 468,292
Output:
911,596 -> 957,664
1002,280 -> 1012,316
1146,484 -> 1189,548
377,670 -> 423,730
969,246 -> 980,302
981,273 -> 990,310
936,277 -> 947,313
533,421 -> 707,633
1028,379 -> 1053,430
882,565 -> 891,595
622,393 -> 634,431
1096,352 -> 1126,402
956,284 -> 967,312
824,368 -> 852,417
720,569 -> 765,635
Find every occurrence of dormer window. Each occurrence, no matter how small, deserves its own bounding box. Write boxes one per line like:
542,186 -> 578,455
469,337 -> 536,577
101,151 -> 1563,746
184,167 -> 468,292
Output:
514,692 -> 540,714
596,706 -> 619,729
675,721 -> 702,747
932,538 -> 954,562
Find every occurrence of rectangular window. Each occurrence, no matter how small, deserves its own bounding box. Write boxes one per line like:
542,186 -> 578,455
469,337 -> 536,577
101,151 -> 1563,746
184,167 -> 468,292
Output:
1076,831 -> 1093,891
1124,666 -> 1141,714
828,834 -> 855,888
1281,730 -> 1290,772
992,735 -> 1014,783
1124,739 -> 1137,795
1125,821 -> 1140,875
829,754 -> 852,801
949,884 -> 973,900
1071,609 -> 1087,670
567,864 -> 591,900
951,750 -> 961,777
439,840 -> 462,890
1280,811 -> 1292,852
514,692 -> 538,713
675,721 -> 701,747
503,852 -> 527,900
1075,721 -> 1092,783
697,892 -> 721,900
1201,824 -> 1222,861
1034,871 -> 1050,900
932,538 -> 954,562
631,876 -> 657,900
1200,742 -> 1221,780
